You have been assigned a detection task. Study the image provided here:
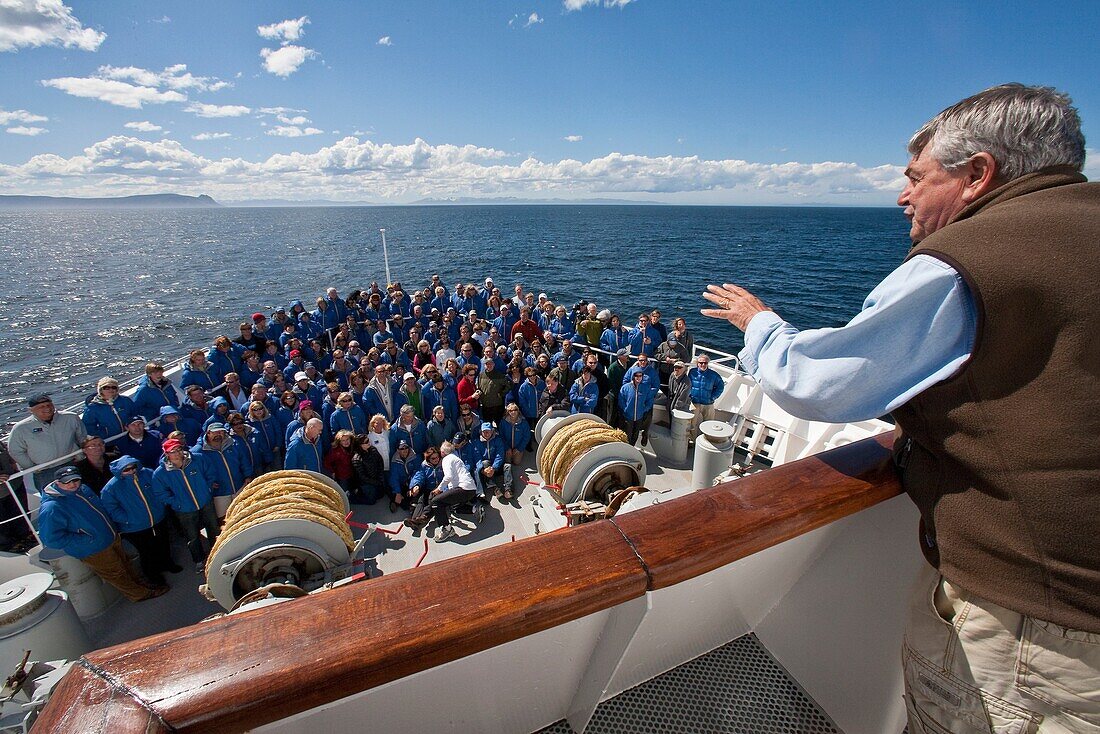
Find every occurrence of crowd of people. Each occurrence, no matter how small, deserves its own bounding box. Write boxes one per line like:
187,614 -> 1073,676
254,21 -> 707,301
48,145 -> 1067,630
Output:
2,275 -> 728,599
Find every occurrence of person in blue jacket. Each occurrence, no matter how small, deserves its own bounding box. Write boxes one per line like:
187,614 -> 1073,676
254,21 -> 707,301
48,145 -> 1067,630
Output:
296,311 -> 322,343
425,405 -> 456,450
179,385 -> 212,430
291,372 -> 325,407
627,312 -> 661,358
40,465 -> 164,600
618,371 -> 656,447
363,367 -> 407,423
194,423 -> 251,513
158,405 -> 200,447
82,377 -> 137,441
687,355 -> 725,441
247,400 -> 284,469
623,353 -> 660,388
474,422 -> 513,501
227,413 -> 271,475
312,296 -> 340,333
517,368 -> 544,427
285,418 -> 325,473
600,314 -> 631,357
180,349 -> 219,392
152,439 -> 220,568
207,336 -> 242,385
115,415 -> 164,468
202,396 -> 233,431
403,446 -> 445,527
132,362 -> 179,421
330,392 -> 368,435
389,405 -> 428,456
568,369 -> 601,414
100,455 -> 178,586
499,403 -> 532,468
387,440 -> 422,511
421,375 -> 459,423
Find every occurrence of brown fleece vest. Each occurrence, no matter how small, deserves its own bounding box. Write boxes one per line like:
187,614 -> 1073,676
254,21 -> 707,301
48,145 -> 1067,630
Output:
893,166 -> 1100,632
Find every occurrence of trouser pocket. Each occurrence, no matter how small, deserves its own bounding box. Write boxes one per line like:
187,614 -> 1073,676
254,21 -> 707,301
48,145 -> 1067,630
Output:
1015,616 -> 1100,728
903,648 -> 1040,734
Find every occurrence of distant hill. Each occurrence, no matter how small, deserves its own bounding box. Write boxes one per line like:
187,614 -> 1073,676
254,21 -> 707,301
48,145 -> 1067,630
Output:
0,193 -> 220,209
410,196 -> 663,206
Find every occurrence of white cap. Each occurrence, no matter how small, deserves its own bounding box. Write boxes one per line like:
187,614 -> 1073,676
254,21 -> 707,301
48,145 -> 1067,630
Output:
294,372 -> 309,382
403,372 -> 417,381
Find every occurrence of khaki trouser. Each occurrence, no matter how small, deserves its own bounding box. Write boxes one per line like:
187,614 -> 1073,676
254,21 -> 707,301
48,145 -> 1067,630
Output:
903,564 -> 1100,733
81,537 -> 151,602
688,401 -> 715,441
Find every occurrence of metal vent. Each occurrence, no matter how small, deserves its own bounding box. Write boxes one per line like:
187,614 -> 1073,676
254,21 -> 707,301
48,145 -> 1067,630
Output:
537,633 -> 840,733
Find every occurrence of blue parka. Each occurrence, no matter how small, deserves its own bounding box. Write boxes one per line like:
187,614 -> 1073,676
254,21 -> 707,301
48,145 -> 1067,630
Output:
474,432 -> 506,473
425,417 -> 456,449
284,428 -> 324,473
115,427 -> 164,469
627,325 -> 660,357
152,451 -> 216,513
688,367 -> 725,406
569,379 -> 600,414
499,418 -> 531,453
180,362 -> 218,392
329,404 -> 368,435
618,381 -> 656,421
363,382 -> 407,424
388,452 -> 423,497
230,424 -> 268,474
600,326 -> 630,355
133,375 -> 180,421
195,432 -> 251,496
409,460 -> 443,493
517,379 -> 544,420
247,411 -> 284,458
82,394 -> 137,440
420,383 -> 459,423
38,481 -> 118,559
389,419 -> 428,457
100,456 -> 167,534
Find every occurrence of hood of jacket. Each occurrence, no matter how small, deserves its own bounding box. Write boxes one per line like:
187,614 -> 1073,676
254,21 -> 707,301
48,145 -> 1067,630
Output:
110,455 -> 142,477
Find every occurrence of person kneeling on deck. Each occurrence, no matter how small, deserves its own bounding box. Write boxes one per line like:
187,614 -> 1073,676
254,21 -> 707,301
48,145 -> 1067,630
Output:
40,465 -> 168,601
387,440 -> 422,513
474,422 -> 513,502
429,441 -> 478,543
403,446 -> 444,530
702,84 -> 1099,730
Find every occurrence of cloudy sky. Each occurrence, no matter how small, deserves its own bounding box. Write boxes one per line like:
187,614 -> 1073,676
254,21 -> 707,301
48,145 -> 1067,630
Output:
1,0 -> 1097,204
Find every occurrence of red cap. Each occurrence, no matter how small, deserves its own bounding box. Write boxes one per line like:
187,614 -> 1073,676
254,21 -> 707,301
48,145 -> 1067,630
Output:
251,312 -> 265,321
161,438 -> 184,454
289,349 -> 301,358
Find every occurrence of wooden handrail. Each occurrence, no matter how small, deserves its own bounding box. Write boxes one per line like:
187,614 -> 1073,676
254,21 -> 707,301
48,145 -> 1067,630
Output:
32,434 -> 901,733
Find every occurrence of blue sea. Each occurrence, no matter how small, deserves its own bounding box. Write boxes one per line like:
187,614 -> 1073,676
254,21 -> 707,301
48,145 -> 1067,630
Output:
0,205 -> 910,431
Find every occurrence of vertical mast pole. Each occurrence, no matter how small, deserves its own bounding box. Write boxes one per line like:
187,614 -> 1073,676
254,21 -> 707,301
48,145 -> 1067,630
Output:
380,228 -> 393,287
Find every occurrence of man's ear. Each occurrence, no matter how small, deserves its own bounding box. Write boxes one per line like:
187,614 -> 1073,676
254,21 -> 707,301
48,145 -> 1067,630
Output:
961,152 -> 999,202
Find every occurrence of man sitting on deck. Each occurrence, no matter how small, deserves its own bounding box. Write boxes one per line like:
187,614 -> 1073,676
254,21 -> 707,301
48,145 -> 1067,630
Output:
702,84 -> 1099,730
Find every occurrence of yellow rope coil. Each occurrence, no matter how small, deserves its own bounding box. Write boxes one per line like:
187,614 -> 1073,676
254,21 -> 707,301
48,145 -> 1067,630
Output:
538,418 -> 628,490
205,471 -> 354,578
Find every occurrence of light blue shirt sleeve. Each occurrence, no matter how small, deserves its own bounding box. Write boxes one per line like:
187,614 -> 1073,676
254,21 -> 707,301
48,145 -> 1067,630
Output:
737,254 -> 977,423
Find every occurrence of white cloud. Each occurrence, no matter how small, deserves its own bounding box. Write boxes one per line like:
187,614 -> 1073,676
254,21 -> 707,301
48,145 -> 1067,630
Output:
97,64 -> 230,92
186,102 -> 251,118
0,0 -> 105,52
151,15 -> 170,24
259,106 -> 307,116
0,108 -> 48,125
525,13 -> 544,27
563,0 -> 635,10
564,134 -> 583,142
260,45 -> 317,77
276,114 -> 310,126
41,77 -> 186,108
124,121 -> 163,132
6,125 -> 47,136
0,134 -> 906,205
266,125 -> 323,137
377,36 -> 392,46
193,132 -> 231,140
257,16 -> 309,43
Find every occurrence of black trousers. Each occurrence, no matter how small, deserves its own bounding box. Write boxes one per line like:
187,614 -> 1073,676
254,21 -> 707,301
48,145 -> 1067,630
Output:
481,404 -> 504,423
176,502 -> 220,563
621,411 -> 652,446
123,517 -> 174,580
431,488 -> 477,527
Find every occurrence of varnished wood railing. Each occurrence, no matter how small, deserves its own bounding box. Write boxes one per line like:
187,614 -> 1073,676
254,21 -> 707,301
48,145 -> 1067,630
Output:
32,433 -> 899,733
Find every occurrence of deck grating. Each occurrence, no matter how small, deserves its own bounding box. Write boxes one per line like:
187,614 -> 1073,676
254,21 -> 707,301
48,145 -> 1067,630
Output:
536,633 -> 841,734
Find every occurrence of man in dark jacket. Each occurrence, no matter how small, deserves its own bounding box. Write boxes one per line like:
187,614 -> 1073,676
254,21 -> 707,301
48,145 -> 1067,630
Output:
702,84 -> 1098,729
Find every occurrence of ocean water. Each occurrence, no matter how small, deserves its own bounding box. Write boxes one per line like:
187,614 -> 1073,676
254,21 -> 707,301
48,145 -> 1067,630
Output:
0,205 -> 909,431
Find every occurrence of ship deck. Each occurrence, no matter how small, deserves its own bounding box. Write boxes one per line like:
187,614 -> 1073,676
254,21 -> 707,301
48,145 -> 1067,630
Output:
82,440 -> 700,651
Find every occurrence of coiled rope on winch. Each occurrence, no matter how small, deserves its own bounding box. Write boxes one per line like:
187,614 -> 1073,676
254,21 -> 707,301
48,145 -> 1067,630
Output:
205,470 -> 354,578
537,418 -> 628,491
